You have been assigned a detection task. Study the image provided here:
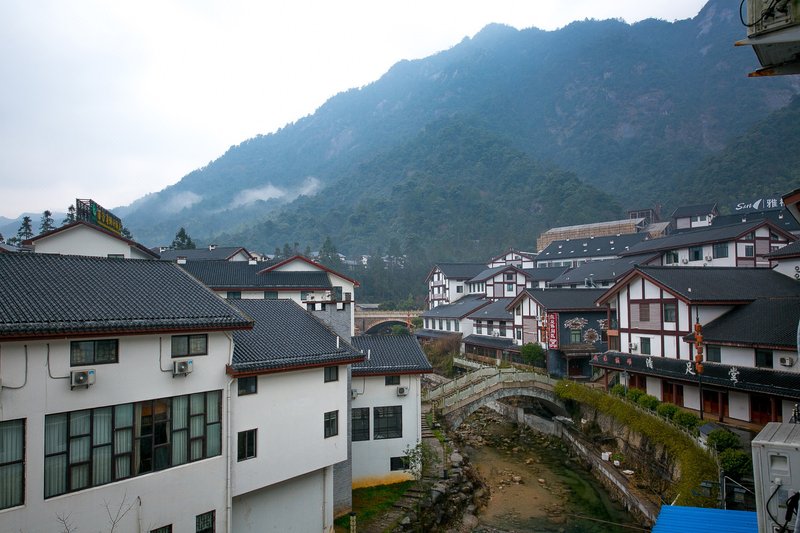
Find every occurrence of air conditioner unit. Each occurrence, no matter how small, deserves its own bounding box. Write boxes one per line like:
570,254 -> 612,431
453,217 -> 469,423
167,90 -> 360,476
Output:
681,258 -> 689,264
629,342 -> 638,351
70,369 -> 95,389
351,388 -> 359,400
779,356 -> 796,367
324,291 -> 332,301
172,360 -> 193,377
705,256 -> 712,262
397,386 -> 409,397
308,294 -> 316,301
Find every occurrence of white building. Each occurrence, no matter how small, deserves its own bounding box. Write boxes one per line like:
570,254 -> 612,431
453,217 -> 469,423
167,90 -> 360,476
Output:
349,335 -> 431,487
23,220 -> 159,259
425,263 -> 485,309
670,203 -> 718,230
0,253 -> 253,533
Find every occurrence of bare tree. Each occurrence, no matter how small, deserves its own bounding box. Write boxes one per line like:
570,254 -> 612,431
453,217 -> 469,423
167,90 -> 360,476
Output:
103,492 -> 135,533
55,511 -> 77,533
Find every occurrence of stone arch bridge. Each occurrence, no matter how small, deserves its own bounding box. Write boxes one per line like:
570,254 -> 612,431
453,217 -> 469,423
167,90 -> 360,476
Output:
354,309 -> 422,335
425,366 -> 566,429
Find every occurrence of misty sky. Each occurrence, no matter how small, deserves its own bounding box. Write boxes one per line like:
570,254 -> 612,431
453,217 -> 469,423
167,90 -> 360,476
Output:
0,0 -> 710,219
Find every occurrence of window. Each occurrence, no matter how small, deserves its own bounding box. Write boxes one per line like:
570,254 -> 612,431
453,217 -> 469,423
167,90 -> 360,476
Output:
0,419 -> 24,510
744,244 -> 755,257
226,291 -> 241,300
71,339 -> 118,366
438,319 -> 443,330
706,345 -> 721,363
44,391 -> 221,498
476,322 -> 482,335
324,366 -> 338,383
196,511 -> 215,533
639,303 -> 650,322
264,291 -> 278,299
334,286 -> 343,300
499,321 -> 507,336
301,291 -> 312,301
237,429 -> 257,461
663,302 -> 676,323
424,319 -> 429,329
454,321 -> 460,332
107,254 -> 125,259
665,251 -> 679,265
505,273 -> 514,281
570,330 -> 581,343
506,283 -> 514,292
385,375 -> 400,386
390,456 -> 410,471
324,411 -> 338,438
344,292 -> 352,302
446,319 -> 451,331
238,376 -> 257,396
689,246 -> 703,261
352,408 -> 370,442
516,329 -> 522,340
373,406 -> 402,440
171,334 -> 208,357
712,243 -> 728,259
487,321 -> 494,335
756,350 -> 773,368
515,306 -> 521,316
151,526 -> 172,533
640,337 -> 651,355
456,286 -> 463,294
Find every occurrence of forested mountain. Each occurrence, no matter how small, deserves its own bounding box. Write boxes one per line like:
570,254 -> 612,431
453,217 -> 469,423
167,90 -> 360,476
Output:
120,0 -> 799,254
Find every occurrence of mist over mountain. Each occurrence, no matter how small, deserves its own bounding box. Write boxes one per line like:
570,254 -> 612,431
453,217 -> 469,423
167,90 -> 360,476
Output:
119,0 -> 800,253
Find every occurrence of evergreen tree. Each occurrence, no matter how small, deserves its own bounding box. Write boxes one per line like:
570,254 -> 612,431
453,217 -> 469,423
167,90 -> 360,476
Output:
171,227 -> 196,250
121,227 -> 133,239
318,236 -> 342,269
61,204 -> 76,226
304,245 -> 312,257
273,247 -> 282,259
39,210 -> 55,234
0,232 -> 4,244
16,216 -> 34,241
282,243 -> 293,257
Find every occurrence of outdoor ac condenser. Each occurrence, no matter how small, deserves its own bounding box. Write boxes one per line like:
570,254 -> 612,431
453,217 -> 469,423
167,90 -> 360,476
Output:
752,422 -> 800,532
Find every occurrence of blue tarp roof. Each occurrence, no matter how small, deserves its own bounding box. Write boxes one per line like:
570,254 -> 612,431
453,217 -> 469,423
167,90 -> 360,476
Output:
651,506 -> 757,533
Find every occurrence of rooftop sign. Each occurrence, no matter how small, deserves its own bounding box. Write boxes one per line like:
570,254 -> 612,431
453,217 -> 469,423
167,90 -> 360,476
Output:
75,199 -> 123,235
732,196 -> 785,213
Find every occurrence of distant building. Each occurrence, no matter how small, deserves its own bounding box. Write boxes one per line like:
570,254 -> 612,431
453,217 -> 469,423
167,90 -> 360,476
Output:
23,220 -> 158,259
670,203 -> 718,231
536,218 -> 647,251
159,244 -> 255,262
535,233 -> 648,269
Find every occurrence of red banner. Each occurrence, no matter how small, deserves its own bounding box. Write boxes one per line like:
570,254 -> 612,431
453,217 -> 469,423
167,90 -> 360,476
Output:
548,313 -> 559,349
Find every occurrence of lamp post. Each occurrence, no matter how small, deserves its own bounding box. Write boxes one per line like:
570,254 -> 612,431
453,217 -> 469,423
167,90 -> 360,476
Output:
694,308 -> 705,421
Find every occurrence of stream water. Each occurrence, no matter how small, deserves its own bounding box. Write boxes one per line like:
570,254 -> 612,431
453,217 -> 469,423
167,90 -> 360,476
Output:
457,408 -> 646,533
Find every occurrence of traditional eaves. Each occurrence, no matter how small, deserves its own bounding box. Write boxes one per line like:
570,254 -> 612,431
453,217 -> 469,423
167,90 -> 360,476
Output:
0,254 -> 253,339
670,203 -> 718,219
462,334 -> 516,351
158,246 -> 253,261
467,298 -> 514,321
180,261 -> 331,290
430,262 -> 487,281
520,266 -> 571,282
537,233 -> 648,261
227,299 -> 363,374
549,254 -> 657,286
422,295 -> 490,319
468,265 -> 514,283
351,335 -> 432,376
523,288 -> 608,311
766,239 -> 800,259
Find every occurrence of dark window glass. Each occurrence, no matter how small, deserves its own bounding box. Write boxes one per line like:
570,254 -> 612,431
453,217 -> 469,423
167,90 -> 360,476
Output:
373,406 -> 402,440
0,419 -> 25,510
706,345 -> 721,363
390,456 -> 410,471
324,411 -> 338,438
334,286 -> 343,300
663,302 -> 676,323
237,430 -> 257,461
171,335 -> 207,357
237,376 -> 257,396
689,247 -> 703,261
70,339 -> 119,366
712,243 -> 728,259
227,291 -> 241,300
324,366 -> 338,383
756,350 -> 773,368
385,376 -> 400,386
352,408 -> 370,442
196,510 -> 215,533
151,526 -> 172,533
745,245 -> 755,257
640,337 -> 651,355
264,291 -> 278,299
665,251 -> 679,264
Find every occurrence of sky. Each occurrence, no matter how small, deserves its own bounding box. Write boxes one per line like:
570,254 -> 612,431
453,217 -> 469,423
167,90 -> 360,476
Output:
0,0 -> 708,220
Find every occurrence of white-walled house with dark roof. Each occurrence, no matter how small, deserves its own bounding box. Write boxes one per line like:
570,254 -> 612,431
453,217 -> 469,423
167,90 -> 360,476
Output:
349,335 -> 432,487
23,220 -> 159,259
0,253 -> 254,533
425,262 -> 486,309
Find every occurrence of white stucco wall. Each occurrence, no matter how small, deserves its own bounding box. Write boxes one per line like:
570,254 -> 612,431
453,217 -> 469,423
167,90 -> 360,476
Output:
32,224 -> 138,258
0,332 -> 233,533
773,259 -> 800,281
231,366 -> 348,496
728,391 -> 750,422
232,466 -> 333,533
350,374 -> 422,487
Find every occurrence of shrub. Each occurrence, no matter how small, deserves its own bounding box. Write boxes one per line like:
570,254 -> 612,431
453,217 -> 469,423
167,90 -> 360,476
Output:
637,394 -> 660,411
672,411 -> 701,431
521,343 -> 546,367
719,449 -> 753,480
706,429 -> 741,453
626,388 -> 645,402
656,403 -> 679,420
610,383 -> 626,397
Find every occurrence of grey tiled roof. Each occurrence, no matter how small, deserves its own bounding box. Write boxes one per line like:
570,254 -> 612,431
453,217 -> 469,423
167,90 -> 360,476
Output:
635,266 -> 800,302
228,299 -> 363,373
522,288 -> 608,311
159,246 -> 253,261
537,233 -> 648,261
414,329 -> 462,341
433,263 -> 487,280
670,203 -> 717,218
767,239 -> 800,259
521,266 -> 570,282
549,255 -> 657,286
689,297 -> 800,349
0,253 -> 253,339
351,335 -> 432,375
469,265 -> 511,283
462,334 -> 516,351
467,298 -> 514,321
711,209 -> 800,234
422,295 -> 490,319
621,220 -> 765,256
180,261 -> 331,289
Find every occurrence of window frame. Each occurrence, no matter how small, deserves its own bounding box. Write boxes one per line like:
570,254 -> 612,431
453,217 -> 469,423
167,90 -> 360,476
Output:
706,345 -> 721,363
663,302 -> 676,323
324,366 -> 339,383
352,407 -> 370,442
171,334 -> 208,358
237,429 -> 257,461
390,456 -> 410,471
640,337 -> 651,355
237,376 -> 257,396
264,291 -> 278,299
196,510 -> 215,533
0,418 -> 25,510
373,405 -> 402,440
712,242 -> 728,259
385,375 -> 400,386
226,291 -> 241,300
665,250 -> 679,265
744,244 -> 755,258
70,339 -> 119,366
756,349 -> 773,368
689,246 -> 703,262
324,411 -> 339,438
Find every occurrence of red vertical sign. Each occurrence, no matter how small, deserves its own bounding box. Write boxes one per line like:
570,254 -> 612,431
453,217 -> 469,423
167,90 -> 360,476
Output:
548,312 -> 559,349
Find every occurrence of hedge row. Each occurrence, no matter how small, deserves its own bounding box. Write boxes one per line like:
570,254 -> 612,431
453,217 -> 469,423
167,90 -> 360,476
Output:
555,380 -> 718,507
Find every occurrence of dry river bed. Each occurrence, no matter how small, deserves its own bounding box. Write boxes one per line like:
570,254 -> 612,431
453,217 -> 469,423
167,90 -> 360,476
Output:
453,407 -> 646,533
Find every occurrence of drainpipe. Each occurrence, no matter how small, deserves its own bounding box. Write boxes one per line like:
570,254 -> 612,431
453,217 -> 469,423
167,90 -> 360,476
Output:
225,332 -> 234,533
